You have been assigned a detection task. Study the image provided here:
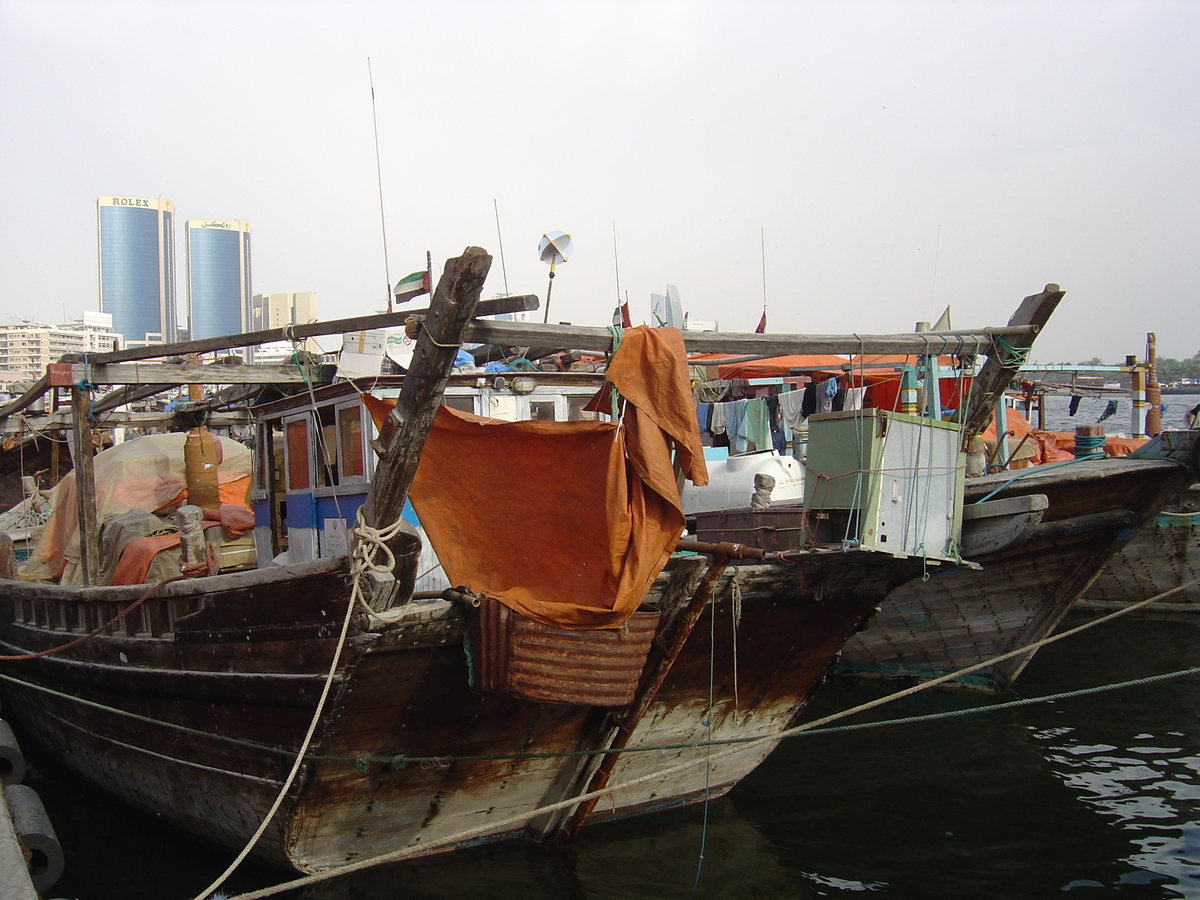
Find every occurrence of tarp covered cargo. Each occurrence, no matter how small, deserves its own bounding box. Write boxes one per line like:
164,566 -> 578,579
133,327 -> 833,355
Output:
368,326 -> 708,629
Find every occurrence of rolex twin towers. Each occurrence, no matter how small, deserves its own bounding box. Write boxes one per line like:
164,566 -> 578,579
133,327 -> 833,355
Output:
97,195 -> 251,347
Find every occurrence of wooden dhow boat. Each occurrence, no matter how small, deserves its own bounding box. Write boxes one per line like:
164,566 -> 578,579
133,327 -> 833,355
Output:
675,285 -> 1200,690
1077,484 -> 1200,611
833,432 -> 1199,689
0,248 -> 1037,876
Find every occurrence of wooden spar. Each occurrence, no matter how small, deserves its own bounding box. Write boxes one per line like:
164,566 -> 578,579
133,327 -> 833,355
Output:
0,411 -> 250,435
358,247 -> 492,536
79,293 -> 536,366
59,363 -> 324,387
0,375 -> 49,421
70,386 -> 100,586
0,294 -> 536,421
959,283 -> 1064,445
462,320 -> 1040,357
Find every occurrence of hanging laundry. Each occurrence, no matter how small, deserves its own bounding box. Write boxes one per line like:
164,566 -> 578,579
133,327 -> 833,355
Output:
695,402 -> 712,436
709,402 -> 728,435
1097,400 -> 1118,422
843,386 -> 866,410
801,382 -> 818,418
742,398 -> 772,451
724,399 -> 749,453
817,377 -> 838,415
1068,395 -> 1081,416
765,394 -> 780,432
779,390 -> 806,430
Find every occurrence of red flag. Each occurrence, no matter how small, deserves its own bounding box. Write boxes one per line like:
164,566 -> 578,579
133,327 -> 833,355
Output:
755,310 -> 766,334
621,301 -> 632,328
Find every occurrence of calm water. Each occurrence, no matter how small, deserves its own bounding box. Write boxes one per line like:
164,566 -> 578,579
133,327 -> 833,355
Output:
18,611 -> 1200,900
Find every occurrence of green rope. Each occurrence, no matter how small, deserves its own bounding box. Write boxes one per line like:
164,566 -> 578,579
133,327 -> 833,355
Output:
991,336 -> 1031,369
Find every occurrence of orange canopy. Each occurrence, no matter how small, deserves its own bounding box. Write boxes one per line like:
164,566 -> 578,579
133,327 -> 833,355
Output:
376,325 -> 707,629
709,354 -> 848,379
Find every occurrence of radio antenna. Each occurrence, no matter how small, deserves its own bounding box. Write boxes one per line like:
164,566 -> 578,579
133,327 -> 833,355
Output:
367,58 -> 392,311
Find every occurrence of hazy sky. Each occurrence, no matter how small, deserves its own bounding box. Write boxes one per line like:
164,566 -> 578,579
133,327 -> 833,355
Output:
1,0 -> 1197,364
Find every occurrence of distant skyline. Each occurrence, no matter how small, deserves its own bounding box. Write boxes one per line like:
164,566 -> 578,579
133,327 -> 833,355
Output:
1,1 -> 1197,364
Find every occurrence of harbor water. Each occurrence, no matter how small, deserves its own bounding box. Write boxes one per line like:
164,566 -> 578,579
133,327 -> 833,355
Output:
13,393 -> 1200,900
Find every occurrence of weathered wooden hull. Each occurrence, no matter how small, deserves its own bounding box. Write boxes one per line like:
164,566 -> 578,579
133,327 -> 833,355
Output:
836,455 -> 1197,690
1078,485 -> 1200,610
0,547 -> 920,871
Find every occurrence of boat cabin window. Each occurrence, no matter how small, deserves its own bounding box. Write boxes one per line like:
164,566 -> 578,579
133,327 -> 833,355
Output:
530,400 -> 556,421
338,404 -> 365,480
286,419 -> 311,490
315,406 -> 339,487
568,396 -> 598,421
442,396 -> 474,414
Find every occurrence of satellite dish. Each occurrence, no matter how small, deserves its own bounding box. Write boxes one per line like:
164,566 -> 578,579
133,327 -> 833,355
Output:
538,231 -> 573,266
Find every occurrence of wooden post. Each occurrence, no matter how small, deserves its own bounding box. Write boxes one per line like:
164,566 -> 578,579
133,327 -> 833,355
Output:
1145,332 -> 1162,436
1131,364 -> 1147,439
70,386 -> 101,586
357,247 -> 492,535
959,284 -> 1064,447
49,387 -> 60,485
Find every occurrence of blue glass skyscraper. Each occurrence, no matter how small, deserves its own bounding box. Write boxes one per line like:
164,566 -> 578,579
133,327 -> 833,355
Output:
97,196 -> 177,345
186,219 -> 252,340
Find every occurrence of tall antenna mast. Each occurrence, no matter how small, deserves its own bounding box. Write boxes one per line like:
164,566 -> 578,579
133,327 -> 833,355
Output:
612,220 -> 622,302
929,223 -> 942,322
493,199 -> 510,296
758,227 -> 768,333
368,58 -> 392,312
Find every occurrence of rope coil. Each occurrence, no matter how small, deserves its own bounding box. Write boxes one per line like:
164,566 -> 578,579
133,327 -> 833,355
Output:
348,508 -> 411,616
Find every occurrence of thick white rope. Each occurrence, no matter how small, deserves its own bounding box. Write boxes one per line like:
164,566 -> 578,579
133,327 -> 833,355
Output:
347,508 -> 412,616
194,510 -> 406,899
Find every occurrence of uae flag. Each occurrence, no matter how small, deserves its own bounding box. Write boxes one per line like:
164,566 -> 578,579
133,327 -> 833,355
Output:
755,310 -> 766,333
394,270 -> 430,303
611,301 -> 632,328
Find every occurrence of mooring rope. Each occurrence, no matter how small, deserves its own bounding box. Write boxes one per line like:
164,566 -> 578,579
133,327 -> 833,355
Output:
192,570 -> 361,900
221,577 -> 1200,900
347,507 -> 412,616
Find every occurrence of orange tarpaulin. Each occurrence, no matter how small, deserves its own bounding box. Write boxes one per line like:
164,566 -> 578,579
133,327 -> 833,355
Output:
708,354 -> 849,380
368,326 -> 708,629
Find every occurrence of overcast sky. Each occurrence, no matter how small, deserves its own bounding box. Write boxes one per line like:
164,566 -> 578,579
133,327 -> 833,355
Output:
1,0 -> 1196,364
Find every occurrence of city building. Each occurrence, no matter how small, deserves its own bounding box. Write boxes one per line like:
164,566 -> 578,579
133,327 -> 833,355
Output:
97,195 -> 177,347
186,218 -> 252,342
0,312 -> 123,383
247,292 -> 317,363
650,284 -> 684,328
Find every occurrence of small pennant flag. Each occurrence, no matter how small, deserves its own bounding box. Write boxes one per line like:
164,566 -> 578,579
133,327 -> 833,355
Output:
394,271 -> 430,304
755,310 -> 766,334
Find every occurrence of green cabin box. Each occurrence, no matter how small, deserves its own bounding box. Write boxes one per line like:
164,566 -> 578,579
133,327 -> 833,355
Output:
803,409 -> 965,561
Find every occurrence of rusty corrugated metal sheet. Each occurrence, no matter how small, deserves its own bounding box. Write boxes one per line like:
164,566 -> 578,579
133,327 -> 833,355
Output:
470,596 -> 659,706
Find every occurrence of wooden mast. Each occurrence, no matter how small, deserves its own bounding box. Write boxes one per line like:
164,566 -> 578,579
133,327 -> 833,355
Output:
357,246 -> 492,538
958,283 -> 1064,446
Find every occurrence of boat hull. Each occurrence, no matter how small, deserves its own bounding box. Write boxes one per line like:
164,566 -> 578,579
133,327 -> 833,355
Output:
0,548 -> 919,871
836,456 -> 1197,690
1078,485 -> 1200,610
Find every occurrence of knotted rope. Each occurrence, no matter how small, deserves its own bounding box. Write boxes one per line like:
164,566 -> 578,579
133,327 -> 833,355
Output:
348,507 -> 412,616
